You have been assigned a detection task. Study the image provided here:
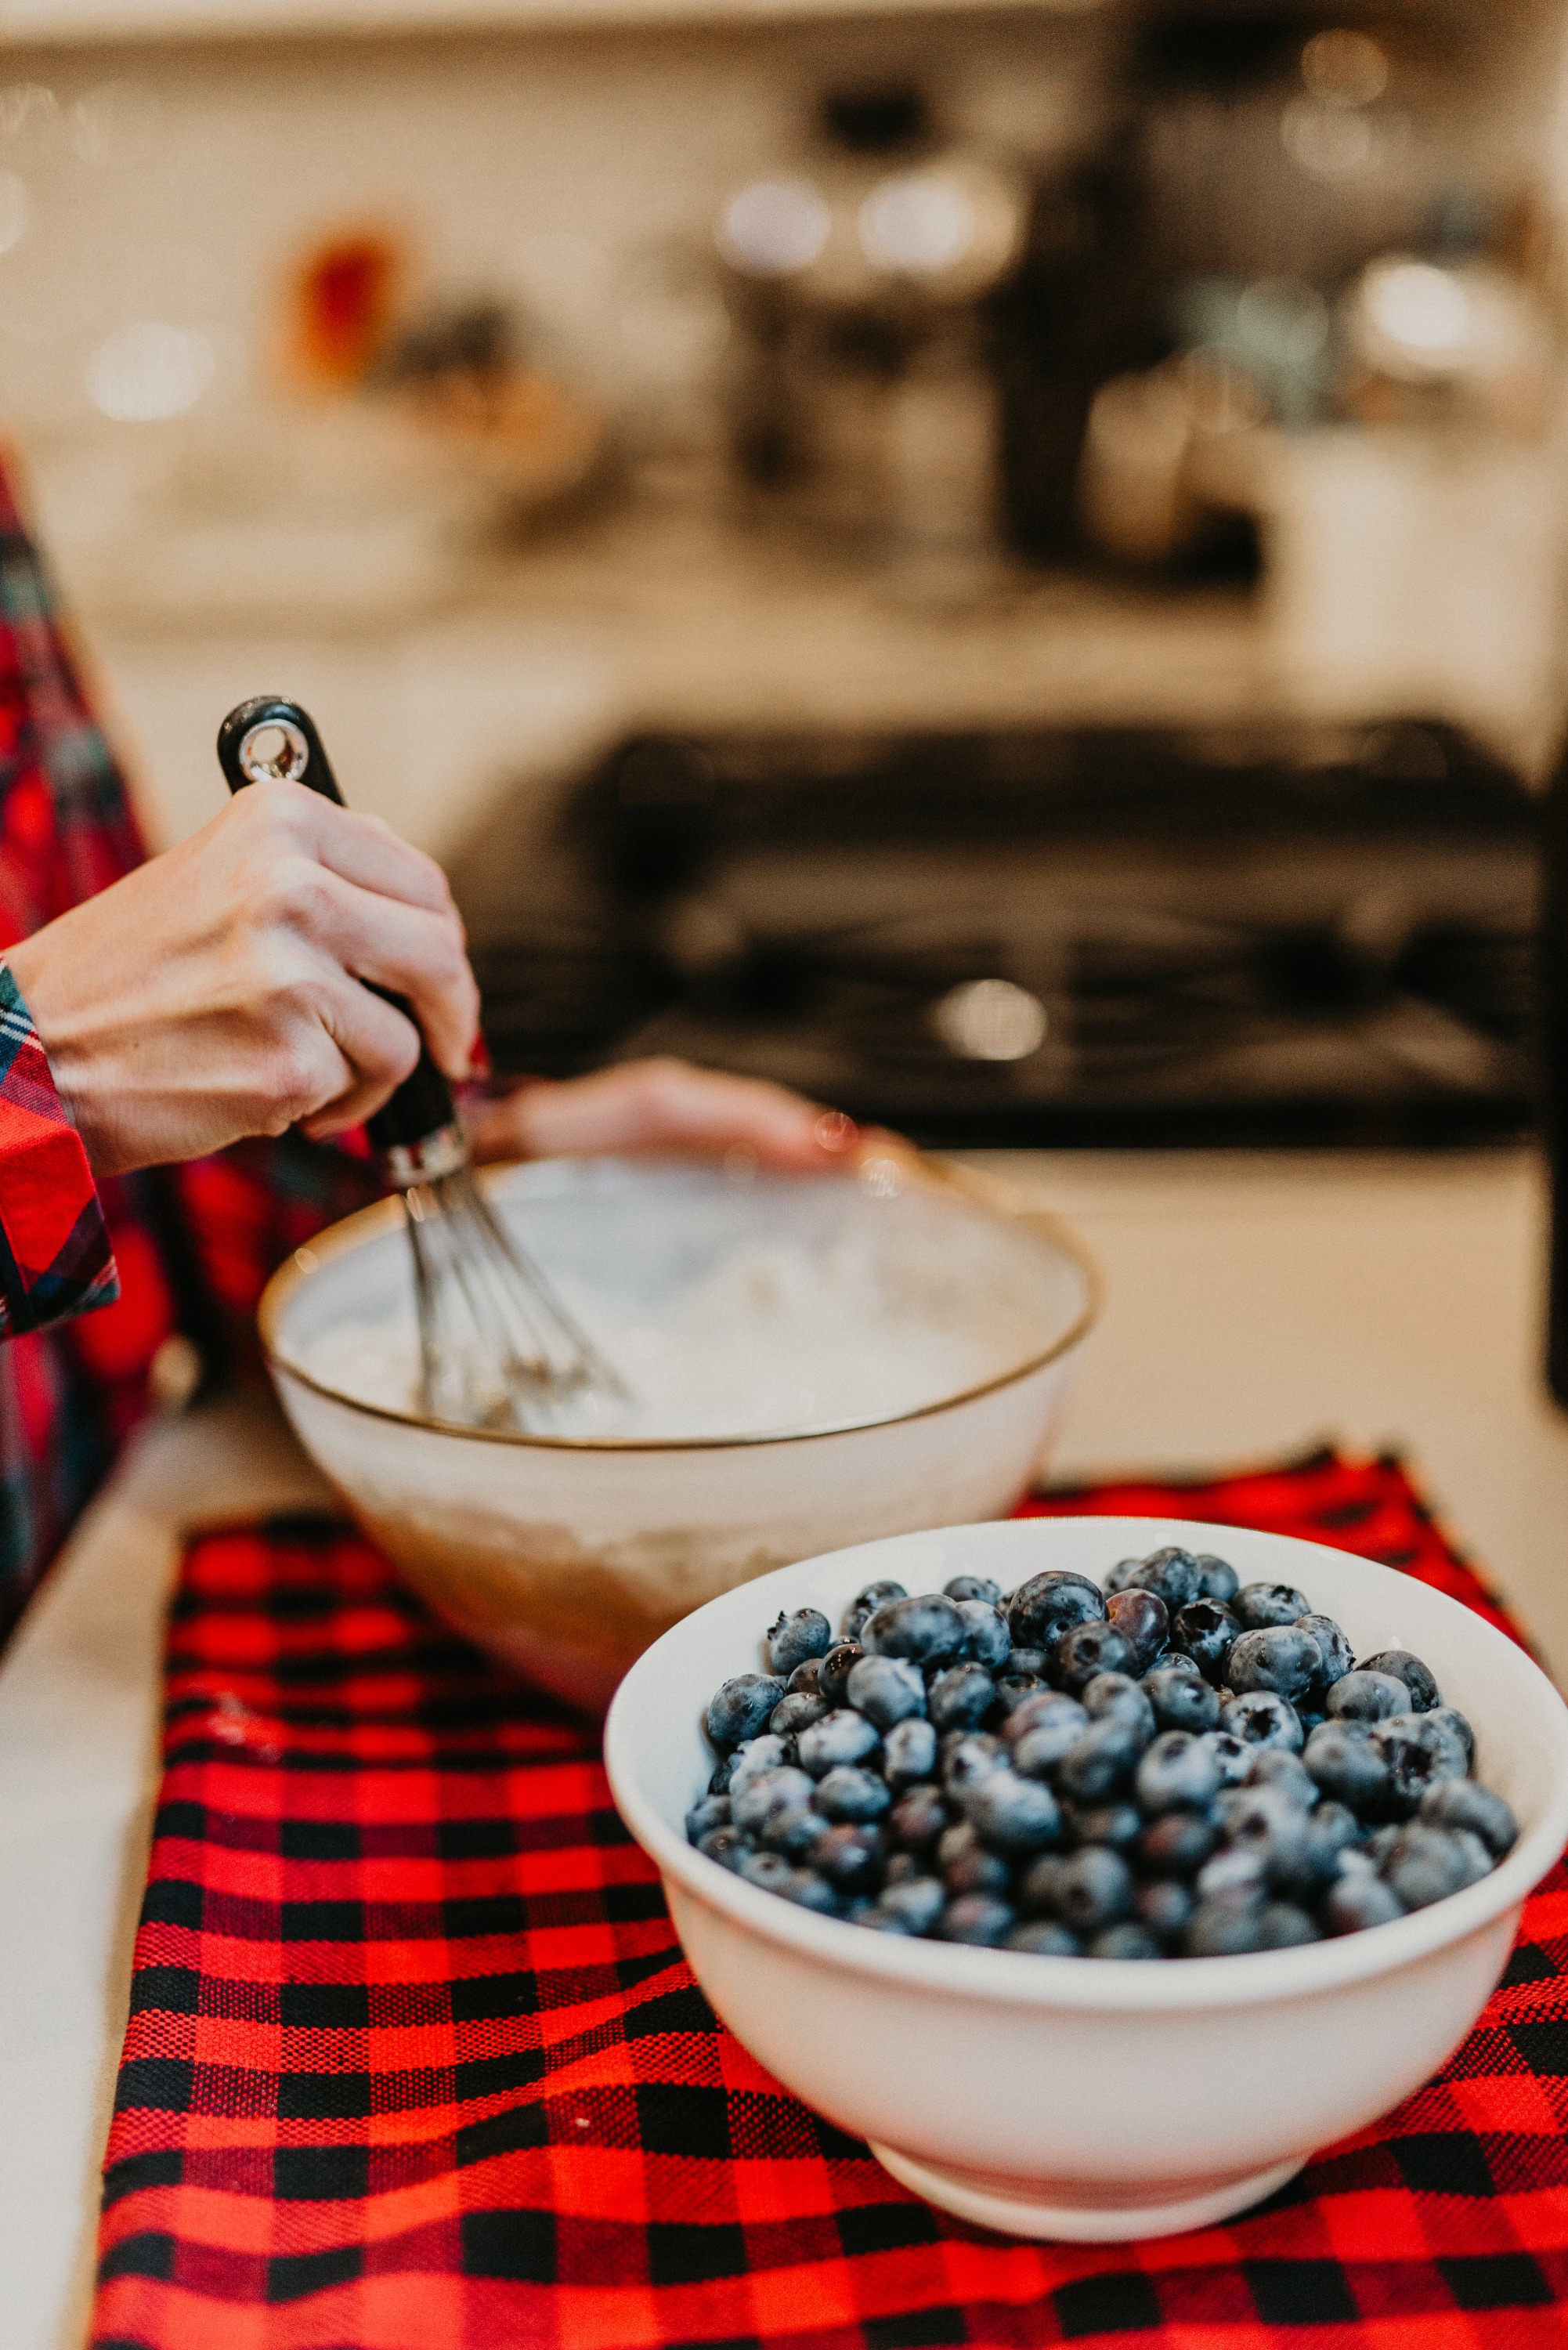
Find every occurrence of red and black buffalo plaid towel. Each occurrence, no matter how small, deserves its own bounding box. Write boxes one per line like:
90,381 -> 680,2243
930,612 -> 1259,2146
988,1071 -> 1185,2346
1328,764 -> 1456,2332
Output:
93,1451 -> 1568,2350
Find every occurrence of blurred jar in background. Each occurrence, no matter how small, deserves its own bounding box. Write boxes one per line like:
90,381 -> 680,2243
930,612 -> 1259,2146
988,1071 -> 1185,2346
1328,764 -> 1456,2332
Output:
716,85 -> 1026,593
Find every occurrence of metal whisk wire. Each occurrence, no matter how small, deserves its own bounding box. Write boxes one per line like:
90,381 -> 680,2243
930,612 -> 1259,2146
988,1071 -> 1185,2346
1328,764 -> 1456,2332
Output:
218,695 -> 630,1435
402,1166 -> 628,1430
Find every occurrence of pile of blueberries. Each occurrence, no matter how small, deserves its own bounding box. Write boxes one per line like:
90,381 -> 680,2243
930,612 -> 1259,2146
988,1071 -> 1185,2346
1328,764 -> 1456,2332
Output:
685,1546 -> 1519,1958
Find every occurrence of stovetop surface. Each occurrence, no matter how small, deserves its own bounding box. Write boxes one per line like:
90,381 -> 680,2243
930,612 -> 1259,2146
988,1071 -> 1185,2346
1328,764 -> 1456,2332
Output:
457,717 -> 1540,1149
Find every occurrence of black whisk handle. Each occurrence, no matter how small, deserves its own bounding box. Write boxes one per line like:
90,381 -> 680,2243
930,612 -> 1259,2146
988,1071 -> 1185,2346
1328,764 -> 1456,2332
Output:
216,696 -> 461,1166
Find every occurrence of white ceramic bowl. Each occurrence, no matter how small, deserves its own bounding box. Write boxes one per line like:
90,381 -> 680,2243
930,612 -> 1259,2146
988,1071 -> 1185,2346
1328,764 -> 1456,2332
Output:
260,1154 -> 1095,1710
605,1514 -> 1568,2242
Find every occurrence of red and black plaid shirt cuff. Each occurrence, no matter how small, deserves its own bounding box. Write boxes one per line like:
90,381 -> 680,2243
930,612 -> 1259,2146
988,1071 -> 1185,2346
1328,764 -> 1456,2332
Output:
0,960 -> 114,1338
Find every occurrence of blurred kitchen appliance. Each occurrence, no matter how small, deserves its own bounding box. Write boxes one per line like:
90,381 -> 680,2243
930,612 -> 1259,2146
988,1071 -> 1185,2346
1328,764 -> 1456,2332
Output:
463,717 -> 1536,1150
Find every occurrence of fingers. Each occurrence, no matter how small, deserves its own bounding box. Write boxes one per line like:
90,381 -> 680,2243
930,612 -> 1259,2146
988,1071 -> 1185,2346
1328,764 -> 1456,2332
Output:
259,856 -> 480,1083
467,1058 -> 862,1171
240,779 -> 457,917
293,973 -> 424,1138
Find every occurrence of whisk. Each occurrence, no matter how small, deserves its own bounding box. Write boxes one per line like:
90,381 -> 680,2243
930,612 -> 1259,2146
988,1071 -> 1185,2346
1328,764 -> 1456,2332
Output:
218,697 -> 628,1432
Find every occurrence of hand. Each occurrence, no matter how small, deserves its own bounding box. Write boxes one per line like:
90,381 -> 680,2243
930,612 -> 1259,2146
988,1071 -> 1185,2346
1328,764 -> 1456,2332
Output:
466,1057 -> 868,1173
5,779 -> 479,1177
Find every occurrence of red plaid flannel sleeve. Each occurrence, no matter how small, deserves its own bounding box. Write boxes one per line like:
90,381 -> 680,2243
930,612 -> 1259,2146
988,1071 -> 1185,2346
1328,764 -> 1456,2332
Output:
0,959 -> 114,1338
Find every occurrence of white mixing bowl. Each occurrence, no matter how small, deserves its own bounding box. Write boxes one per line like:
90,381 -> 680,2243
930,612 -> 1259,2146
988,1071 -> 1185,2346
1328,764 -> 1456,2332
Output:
605,1514 -> 1568,2242
260,1154 -> 1095,1710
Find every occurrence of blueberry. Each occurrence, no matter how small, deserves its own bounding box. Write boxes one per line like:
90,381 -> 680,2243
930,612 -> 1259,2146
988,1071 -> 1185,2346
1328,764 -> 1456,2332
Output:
816,1765 -> 892,1824
945,1573 -> 1003,1607
1031,1846 -> 1136,1933
840,1578 -> 908,1643
1359,1648 -> 1441,1712
882,1716 -> 939,1790
706,1674 -> 787,1752
797,1709 -> 880,1777
1200,1730 -> 1255,1786
1234,1581 -> 1311,1630
883,1850 -> 921,1885
994,1672 -> 1046,1712
809,1821 -> 885,1893
1196,1843 -> 1269,1903
1226,1626 -> 1321,1707
1057,1716 -> 1141,1805
1085,1922 -> 1159,1960
1143,1666 -> 1219,1735
1322,1872 -> 1406,1934
1136,1877 -> 1194,1940
1296,1799 -> 1362,1882
787,1657 -> 825,1697
779,1868 -> 845,1914
941,1830 -> 1013,1896
1325,1670 -> 1411,1724
1371,1716 -> 1467,1817
1003,1688 -> 1089,1751
1426,1707 -> 1477,1770
963,1768 -> 1062,1854
1172,1600 -> 1241,1684
771,1691 -> 828,1737
955,1600 -> 1012,1671
1136,1730 -> 1225,1814
1195,1553 -> 1240,1603
1296,1613 -> 1354,1690
938,1893 -> 1016,1945
1064,1802 -> 1143,1853
1255,1903 -> 1321,1948
1303,1720 -> 1390,1811
1139,1810 -> 1222,1878
1006,1647 -> 1048,1679
1185,1895 -> 1268,1956
731,1765 -> 818,1839
1104,1557 -> 1144,1595
863,1593 -> 967,1668
740,1850 -> 797,1894
729,1734 -> 794,1793
1245,1749 -> 1318,1809
875,1876 -> 945,1935
845,1654 -> 927,1731
1006,1570 -> 1106,1654
1378,1823 -> 1492,1909
1082,1672 -> 1156,1742
890,1782 -> 949,1853
1219,1691 -> 1305,1753
1005,1920 -> 1082,1956
1055,1620 -> 1136,1694
818,1643 -> 864,1708
1420,1778 -> 1516,1856
942,1731 -> 1008,1799
1106,1588 -> 1170,1672
766,1607 -> 833,1676
696,1824 -> 750,1873
1124,1547 -> 1204,1611
685,1795 -> 732,1842
1216,1785 -> 1312,1889
929,1661 -> 997,1734
1013,1710 -> 1093,1781
707,1757 -> 733,1796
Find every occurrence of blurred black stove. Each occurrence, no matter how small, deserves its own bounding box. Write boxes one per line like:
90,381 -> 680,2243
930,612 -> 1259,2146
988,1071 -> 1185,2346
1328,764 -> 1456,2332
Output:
458,717 -> 1539,1150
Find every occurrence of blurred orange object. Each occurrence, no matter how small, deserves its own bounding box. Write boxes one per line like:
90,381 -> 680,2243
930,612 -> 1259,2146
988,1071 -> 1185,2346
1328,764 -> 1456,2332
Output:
290,231 -> 401,388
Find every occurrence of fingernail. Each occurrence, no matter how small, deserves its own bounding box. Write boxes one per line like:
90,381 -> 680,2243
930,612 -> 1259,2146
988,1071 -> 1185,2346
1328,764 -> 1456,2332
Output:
813,1110 -> 858,1155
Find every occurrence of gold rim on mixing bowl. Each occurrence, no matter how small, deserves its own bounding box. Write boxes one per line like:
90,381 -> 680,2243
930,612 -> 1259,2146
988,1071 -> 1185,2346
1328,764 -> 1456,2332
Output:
256,1150 -> 1102,1452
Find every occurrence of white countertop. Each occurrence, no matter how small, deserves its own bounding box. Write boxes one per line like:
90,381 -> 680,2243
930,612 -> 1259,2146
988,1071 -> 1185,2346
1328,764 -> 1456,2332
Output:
5,1144 -> 1568,2348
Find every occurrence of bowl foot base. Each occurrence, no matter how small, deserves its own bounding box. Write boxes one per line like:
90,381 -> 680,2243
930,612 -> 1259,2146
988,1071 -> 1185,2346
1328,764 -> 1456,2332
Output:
868,2143 -> 1306,2242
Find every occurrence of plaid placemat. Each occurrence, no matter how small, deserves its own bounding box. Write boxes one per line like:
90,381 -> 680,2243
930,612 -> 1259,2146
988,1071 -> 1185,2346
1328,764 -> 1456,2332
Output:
92,1451 -> 1568,2350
